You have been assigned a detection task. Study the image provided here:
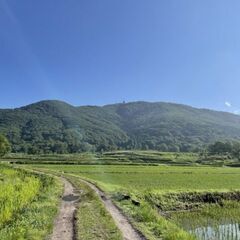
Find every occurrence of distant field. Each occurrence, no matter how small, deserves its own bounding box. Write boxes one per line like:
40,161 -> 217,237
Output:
34,164 -> 240,192
3,150 -> 238,166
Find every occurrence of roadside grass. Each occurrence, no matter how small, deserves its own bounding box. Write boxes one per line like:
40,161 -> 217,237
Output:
118,201 -> 195,240
0,166 -> 40,226
0,164 -> 62,240
66,175 -> 123,240
31,167 -> 123,240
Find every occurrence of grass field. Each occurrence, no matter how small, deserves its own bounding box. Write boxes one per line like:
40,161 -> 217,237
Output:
0,164 -> 62,240
4,150 -> 237,166
30,163 -> 240,240
4,150 -> 239,239
4,150 -> 239,172
33,164 -> 240,192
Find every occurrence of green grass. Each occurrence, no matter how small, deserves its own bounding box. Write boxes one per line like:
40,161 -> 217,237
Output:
33,165 -> 240,192
66,175 -> 122,240
0,164 -> 62,240
5,150 -> 239,167
0,151 -> 203,165
29,167 -> 123,240
0,165 -> 40,226
8,149 -> 240,240
31,164 -> 240,240
3,149 -> 240,239
171,201 -> 240,240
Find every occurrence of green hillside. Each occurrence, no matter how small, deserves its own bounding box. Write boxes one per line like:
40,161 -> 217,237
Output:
1,100 -> 240,153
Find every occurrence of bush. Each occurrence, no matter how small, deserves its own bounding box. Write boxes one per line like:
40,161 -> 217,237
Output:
0,135 -> 11,156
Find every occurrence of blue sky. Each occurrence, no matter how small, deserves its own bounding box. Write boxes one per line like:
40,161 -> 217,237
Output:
1,0 -> 240,113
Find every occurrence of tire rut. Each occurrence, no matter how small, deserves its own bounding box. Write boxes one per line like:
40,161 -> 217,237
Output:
79,178 -> 146,240
51,178 -> 79,240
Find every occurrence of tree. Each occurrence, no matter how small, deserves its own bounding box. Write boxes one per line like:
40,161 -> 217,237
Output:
157,143 -> 168,152
231,141 -> 240,160
0,135 -> 11,156
208,141 -> 232,155
168,144 -> 180,152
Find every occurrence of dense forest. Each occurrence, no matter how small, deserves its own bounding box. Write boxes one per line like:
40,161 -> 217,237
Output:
1,100 -> 240,154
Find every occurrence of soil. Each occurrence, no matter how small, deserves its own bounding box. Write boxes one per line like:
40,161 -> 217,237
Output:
51,178 -> 79,240
51,176 -> 145,240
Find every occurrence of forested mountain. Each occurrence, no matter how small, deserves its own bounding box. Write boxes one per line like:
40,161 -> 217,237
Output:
1,100 -> 240,153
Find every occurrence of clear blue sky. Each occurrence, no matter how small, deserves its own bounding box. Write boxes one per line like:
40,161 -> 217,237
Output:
1,0 -> 240,113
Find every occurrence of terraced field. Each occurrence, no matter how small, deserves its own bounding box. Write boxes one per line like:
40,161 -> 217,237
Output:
5,150 -> 238,166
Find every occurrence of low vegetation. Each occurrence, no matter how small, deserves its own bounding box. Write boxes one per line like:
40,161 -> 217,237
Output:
2,151 -> 200,165
0,164 -> 62,240
36,165 -> 240,191
4,148 -> 240,168
0,134 -> 11,156
171,201 -> 240,239
66,175 -> 122,240
33,163 -> 240,239
31,167 -> 123,240
2,149 -> 240,239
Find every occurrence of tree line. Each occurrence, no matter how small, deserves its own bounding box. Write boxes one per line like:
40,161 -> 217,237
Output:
206,141 -> 240,160
1,131 -> 240,159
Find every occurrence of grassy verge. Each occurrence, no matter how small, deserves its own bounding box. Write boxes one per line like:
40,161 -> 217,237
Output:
0,165 -> 62,240
113,190 -> 240,240
27,167 -> 123,240
116,200 -> 195,240
66,173 -> 195,240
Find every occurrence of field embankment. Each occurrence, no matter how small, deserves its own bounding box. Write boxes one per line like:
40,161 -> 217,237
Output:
4,150 -> 240,167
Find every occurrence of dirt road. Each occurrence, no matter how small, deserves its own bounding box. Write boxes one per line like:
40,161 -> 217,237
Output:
79,178 -> 145,240
50,175 -> 145,240
51,178 -> 79,240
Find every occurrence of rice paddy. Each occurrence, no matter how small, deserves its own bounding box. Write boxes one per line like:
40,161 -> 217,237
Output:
2,150 -> 240,240
171,201 -> 240,240
32,163 -> 240,240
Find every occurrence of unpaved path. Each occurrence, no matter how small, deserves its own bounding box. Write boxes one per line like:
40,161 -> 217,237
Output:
79,178 -> 145,240
51,178 -> 79,240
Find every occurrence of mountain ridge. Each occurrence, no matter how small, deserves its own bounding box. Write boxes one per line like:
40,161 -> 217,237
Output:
4,99 -> 238,117
1,100 -> 240,153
